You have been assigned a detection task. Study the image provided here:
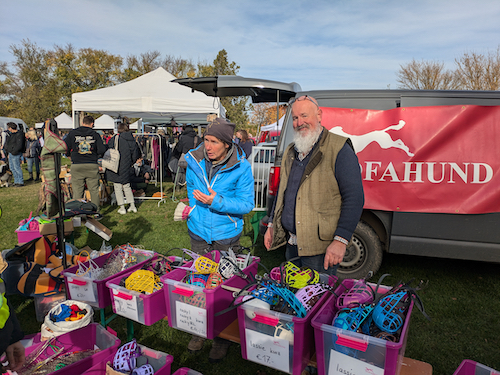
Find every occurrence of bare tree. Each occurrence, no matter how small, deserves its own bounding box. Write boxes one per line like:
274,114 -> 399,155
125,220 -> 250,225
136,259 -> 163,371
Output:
455,48 -> 500,91
397,59 -> 461,90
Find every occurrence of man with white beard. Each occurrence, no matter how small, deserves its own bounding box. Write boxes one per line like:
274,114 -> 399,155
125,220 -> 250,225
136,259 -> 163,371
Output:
264,95 -> 364,275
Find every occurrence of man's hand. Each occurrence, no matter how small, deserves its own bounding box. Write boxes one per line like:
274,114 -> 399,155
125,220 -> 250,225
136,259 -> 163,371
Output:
5,341 -> 25,371
324,240 -> 347,270
264,227 -> 274,250
193,187 -> 217,205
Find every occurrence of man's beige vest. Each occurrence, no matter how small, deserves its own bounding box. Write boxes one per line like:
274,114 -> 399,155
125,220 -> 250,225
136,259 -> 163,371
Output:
269,129 -> 347,256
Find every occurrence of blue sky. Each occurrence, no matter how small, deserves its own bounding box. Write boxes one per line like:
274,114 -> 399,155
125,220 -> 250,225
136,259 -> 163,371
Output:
1,0 -> 500,91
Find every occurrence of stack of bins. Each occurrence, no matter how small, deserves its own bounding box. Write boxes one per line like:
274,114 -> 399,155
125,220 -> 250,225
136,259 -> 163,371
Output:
62,251 -> 156,309
161,251 -> 260,339
311,279 -> 415,375
236,275 -> 337,375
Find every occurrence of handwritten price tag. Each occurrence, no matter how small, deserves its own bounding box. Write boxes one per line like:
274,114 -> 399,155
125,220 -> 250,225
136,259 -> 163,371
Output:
67,278 -> 96,303
175,301 -> 207,337
113,290 -> 140,322
245,329 -> 290,373
329,349 -> 384,375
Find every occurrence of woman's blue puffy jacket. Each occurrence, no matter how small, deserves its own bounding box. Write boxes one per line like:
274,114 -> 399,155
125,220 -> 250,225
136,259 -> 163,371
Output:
184,143 -> 254,244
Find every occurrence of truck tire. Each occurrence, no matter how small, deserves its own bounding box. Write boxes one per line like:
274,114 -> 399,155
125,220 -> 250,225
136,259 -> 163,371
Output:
337,221 -> 383,280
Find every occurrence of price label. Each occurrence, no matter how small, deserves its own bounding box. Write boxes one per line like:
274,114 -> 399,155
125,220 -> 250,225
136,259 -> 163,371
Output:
113,290 -> 139,322
329,349 -> 384,375
245,329 -> 290,373
67,278 -> 96,303
175,301 -> 207,337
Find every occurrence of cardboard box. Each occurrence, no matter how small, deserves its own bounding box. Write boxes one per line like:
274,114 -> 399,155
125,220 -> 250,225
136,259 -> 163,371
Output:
84,217 -> 112,240
39,219 -> 74,236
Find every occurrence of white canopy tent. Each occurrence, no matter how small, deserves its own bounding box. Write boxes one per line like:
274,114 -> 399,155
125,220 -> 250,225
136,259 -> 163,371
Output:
35,113 -> 74,129
260,116 -> 284,132
71,67 -> 223,127
93,114 -> 116,130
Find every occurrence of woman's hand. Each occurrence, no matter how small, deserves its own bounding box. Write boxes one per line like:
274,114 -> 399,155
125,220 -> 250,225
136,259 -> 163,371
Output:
193,187 -> 217,205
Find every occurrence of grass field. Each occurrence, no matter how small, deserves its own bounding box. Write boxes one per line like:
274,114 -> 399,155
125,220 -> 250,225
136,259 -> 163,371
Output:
1,165 -> 500,375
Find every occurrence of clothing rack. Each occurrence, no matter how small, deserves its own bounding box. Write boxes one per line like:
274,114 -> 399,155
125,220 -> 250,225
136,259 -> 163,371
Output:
133,133 -> 166,206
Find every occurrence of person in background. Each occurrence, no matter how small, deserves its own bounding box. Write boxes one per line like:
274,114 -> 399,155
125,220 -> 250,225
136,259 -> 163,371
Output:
265,95 -> 364,275
4,122 -> 25,187
0,276 -> 26,373
236,129 -> 253,159
64,115 -> 107,220
183,117 -> 254,362
25,129 -> 42,182
106,123 -> 141,214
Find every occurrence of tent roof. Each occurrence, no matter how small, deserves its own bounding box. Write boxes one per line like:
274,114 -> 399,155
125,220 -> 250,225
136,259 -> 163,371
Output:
35,113 -> 74,129
260,116 -> 284,132
93,114 -> 115,130
72,67 -> 222,122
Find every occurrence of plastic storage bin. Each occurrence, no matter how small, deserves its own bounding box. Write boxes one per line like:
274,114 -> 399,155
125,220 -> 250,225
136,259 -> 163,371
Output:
15,228 -> 41,243
84,344 -> 174,374
34,292 -> 67,322
106,267 -> 168,325
172,368 -> 204,375
23,323 -> 120,375
453,360 -> 499,375
62,251 -> 155,308
161,251 -> 260,339
311,279 -> 414,375
237,275 -> 337,375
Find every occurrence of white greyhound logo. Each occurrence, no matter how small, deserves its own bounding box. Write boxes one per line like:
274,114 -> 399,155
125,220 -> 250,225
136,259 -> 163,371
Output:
330,120 -> 414,157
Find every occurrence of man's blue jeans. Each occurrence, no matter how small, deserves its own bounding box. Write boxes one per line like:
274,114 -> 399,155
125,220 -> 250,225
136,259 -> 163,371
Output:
8,153 -> 23,185
285,243 -> 339,276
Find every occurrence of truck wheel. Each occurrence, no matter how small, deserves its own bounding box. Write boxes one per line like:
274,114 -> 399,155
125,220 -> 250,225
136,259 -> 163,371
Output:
337,221 -> 383,280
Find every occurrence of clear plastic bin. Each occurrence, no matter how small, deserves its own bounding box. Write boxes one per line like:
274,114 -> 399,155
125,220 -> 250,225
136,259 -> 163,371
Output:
23,323 -> 120,375
237,275 -> 336,375
452,360 -> 499,375
311,279 -> 414,375
62,251 -> 155,308
84,344 -> 174,374
161,251 -> 260,339
106,268 -> 168,325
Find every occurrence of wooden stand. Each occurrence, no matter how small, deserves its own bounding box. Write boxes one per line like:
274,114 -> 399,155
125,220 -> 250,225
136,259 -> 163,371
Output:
218,319 -> 432,375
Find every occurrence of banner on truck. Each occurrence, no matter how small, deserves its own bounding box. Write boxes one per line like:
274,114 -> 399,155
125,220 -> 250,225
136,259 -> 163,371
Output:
321,105 -> 500,214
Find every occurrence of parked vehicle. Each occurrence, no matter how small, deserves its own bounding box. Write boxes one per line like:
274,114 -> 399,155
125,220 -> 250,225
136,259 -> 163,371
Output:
250,141 -> 277,208
175,76 -> 500,279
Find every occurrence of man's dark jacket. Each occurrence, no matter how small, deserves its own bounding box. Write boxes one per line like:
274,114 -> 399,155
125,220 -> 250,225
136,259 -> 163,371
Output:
4,131 -> 25,155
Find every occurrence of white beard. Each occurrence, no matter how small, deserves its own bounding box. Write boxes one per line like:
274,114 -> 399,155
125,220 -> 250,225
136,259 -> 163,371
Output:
293,125 -> 322,155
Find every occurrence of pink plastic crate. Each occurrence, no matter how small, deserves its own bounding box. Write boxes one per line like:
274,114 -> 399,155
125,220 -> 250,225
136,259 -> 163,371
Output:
15,229 -> 41,244
62,252 -> 155,308
84,344 -> 174,374
23,323 -> 120,375
161,251 -> 260,339
453,360 -> 500,375
237,275 -> 337,375
106,266 -> 168,325
172,368 -> 204,375
311,279 -> 413,375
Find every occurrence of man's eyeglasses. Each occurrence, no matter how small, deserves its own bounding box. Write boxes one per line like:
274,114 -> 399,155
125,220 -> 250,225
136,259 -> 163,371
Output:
289,95 -> 319,109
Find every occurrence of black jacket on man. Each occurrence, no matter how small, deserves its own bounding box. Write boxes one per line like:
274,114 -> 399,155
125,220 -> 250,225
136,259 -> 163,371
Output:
105,131 -> 141,185
172,126 -> 202,159
65,126 -> 107,164
4,130 -> 25,155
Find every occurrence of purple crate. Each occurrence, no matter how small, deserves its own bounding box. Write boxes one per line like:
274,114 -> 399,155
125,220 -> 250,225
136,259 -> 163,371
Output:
83,344 -> 174,374
161,251 -> 260,339
453,360 -> 499,375
106,266 -> 168,326
23,323 -> 120,375
15,229 -> 41,244
62,252 -> 156,308
237,275 -> 337,375
311,279 -> 413,375
172,368 -> 204,375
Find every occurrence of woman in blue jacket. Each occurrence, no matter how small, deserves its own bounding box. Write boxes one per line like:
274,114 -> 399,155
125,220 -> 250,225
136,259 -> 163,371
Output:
183,118 -> 254,361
